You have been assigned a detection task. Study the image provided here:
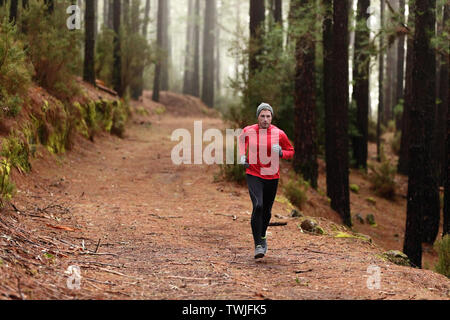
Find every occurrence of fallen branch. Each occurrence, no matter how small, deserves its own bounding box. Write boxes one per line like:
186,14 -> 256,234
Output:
294,269 -> 313,274
79,251 -> 118,257
214,213 -> 237,220
96,267 -> 142,280
149,214 -> 182,219
94,238 -> 101,253
268,222 -> 287,226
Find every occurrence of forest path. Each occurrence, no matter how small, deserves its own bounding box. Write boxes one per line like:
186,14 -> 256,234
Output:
3,93 -> 449,300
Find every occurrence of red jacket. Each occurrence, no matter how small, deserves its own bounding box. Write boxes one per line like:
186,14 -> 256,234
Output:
238,124 -> 294,180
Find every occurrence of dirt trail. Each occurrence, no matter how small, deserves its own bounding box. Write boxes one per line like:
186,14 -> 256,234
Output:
1,93 -> 449,300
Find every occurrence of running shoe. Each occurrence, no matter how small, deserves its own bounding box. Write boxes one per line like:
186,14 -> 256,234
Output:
261,236 -> 267,254
254,245 -> 265,259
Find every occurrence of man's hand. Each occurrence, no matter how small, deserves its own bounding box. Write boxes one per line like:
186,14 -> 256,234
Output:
272,144 -> 283,157
240,155 -> 250,169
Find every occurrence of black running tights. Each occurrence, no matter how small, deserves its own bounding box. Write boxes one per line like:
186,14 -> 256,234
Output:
246,174 -> 279,246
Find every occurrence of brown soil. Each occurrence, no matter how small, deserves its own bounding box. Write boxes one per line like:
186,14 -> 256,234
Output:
0,90 -> 449,300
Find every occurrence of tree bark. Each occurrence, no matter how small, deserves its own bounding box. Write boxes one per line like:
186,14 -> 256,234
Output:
324,0 -> 351,227
83,0 -> 96,86
142,0 -> 150,36
377,0 -> 385,162
398,2 -> 414,175
107,0 -> 114,29
191,0 -> 201,97
103,0 -> 108,28
270,0 -> 282,25
201,0 -> 216,108
352,0 -> 370,170
404,0 -> 438,267
153,0 -> 164,102
292,0 -> 318,189
183,0 -> 194,95
249,0 -> 265,76
434,3 -> 449,187
215,2 -> 221,94
323,0 -> 334,194
130,0 -> 150,100
395,0 -> 406,129
9,0 -> 18,24
441,3 -> 449,237
160,0 -> 170,91
112,0 -> 122,97
94,0 -> 98,40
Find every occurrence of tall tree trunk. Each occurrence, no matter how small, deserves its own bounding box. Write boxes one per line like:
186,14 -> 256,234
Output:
441,3 -> 449,237
153,0 -> 164,102
9,0 -> 18,24
395,0 -> 406,129
83,0 -> 96,86
191,0 -> 200,97
108,0 -> 114,29
331,0 -> 351,226
324,0 -> 351,227
249,0 -> 265,76
112,0 -> 122,97
398,1 -> 414,175
201,0 -> 216,108
274,0 -> 282,24
160,0 -> 170,91
123,0 -> 130,31
377,0 -> 385,162
103,0 -> 108,28
22,0 -> 29,33
234,0 -> 241,88
215,1 -> 221,95
183,0 -> 194,95
292,0 -> 318,189
384,43 -> 394,125
435,3 -> 449,187
404,0 -> 438,267
142,0 -> 150,36
131,0 -> 150,100
130,0 -> 140,36
352,0 -> 370,170
270,0 -> 282,25
323,0 -> 334,195
94,0 -> 98,40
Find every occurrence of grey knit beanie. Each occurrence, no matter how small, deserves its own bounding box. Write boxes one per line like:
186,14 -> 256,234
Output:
256,102 -> 274,118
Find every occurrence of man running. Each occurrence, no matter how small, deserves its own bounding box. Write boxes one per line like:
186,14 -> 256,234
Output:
238,103 -> 295,259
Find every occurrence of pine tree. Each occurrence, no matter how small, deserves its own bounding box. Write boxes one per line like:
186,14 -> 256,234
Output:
249,0 -> 265,76
352,0 -> 370,170
323,0 -> 351,226
112,0 -> 122,96
9,0 -> 18,24
404,0 -> 438,267
83,0 -> 96,86
201,0 -> 216,108
292,0 -> 318,189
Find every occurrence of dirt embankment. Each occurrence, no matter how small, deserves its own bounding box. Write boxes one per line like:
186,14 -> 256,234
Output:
0,88 -> 448,300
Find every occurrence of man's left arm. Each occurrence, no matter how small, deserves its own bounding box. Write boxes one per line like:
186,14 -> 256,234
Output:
280,131 -> 294,160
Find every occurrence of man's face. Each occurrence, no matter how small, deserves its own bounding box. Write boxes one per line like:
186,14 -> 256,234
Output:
258,110 -> 272,129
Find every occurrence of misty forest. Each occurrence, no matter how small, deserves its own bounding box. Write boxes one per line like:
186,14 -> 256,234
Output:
0,0 -> 449,300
